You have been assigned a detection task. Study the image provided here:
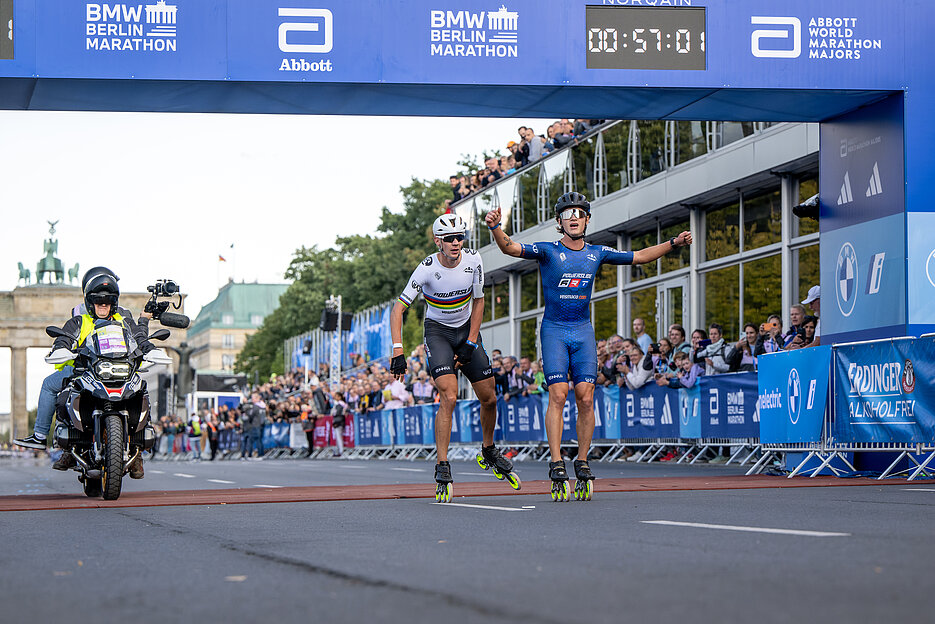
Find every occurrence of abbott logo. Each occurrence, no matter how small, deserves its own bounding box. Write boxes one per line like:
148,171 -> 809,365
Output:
279,8 -> 333,54
751,16 -> 801,58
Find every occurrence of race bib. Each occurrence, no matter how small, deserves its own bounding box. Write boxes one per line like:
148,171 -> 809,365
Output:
95,324 -> 127,356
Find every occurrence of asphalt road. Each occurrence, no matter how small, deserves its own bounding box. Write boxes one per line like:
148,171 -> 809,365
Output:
0,454 -> 931,624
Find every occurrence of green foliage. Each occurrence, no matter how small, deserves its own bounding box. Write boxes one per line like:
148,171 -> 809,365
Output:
235,178 -> 447,379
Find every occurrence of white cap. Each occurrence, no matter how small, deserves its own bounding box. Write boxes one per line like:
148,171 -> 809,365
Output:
802,285 -> 820,304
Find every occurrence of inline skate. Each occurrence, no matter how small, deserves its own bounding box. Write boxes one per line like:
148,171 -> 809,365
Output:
573,459 -> 594,501
435,461 -> 453,503
476,445 -> 522,490
549,460 -> 570,502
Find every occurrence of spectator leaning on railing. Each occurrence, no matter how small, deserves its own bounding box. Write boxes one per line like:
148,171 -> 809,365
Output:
655,351 -> 704,389
619,344 -> 654,390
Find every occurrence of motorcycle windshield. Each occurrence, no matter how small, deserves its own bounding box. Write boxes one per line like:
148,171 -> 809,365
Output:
90,321 -> 134,358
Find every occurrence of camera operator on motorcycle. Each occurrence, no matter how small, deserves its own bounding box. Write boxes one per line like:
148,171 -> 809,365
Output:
14,267 -> 169,478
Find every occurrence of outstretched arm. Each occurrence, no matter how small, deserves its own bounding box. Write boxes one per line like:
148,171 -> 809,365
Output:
632,230 -> 693,265
484,207 -> 523,258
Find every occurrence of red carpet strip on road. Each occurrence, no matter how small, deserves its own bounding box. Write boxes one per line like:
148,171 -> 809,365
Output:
0,475 -> 902,512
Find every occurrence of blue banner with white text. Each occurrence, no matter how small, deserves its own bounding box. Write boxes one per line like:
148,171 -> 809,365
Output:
620,383 -> 681,440
698,373 -> 761,439
833,337 -> 935,444
758,346 -> 831,444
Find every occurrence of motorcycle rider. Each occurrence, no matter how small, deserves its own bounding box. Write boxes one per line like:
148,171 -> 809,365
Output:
14,267 -> 167,478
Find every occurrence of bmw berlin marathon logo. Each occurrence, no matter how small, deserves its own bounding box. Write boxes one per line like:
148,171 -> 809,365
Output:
787,368 -> 801,425
86,1 -> 178,52
430,5 -> 518,58
836,242 -> 859,317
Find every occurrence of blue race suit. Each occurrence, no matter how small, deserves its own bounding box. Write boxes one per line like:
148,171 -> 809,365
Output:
519,241 -> 633,385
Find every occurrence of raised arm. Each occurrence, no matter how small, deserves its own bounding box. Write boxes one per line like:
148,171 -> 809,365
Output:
632,230 -> 693,265
484,207 -> 523,258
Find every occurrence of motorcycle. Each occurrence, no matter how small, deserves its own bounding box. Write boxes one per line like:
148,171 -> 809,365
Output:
45,319 -> 178,500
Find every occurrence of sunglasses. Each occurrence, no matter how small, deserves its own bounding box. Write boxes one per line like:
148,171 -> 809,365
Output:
558,208 -> 588,220
88,294 -> 117,305
440,234 -> 465,243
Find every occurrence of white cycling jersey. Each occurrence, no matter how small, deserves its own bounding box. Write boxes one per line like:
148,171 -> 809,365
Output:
397,250 -> 484,327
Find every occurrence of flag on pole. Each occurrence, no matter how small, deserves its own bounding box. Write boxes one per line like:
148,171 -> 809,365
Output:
219,255 -> 227,262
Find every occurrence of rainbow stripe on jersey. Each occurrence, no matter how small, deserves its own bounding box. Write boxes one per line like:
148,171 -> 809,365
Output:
422,291 -> 472,311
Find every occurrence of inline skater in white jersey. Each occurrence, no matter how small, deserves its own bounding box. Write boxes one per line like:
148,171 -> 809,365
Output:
390,214 -> 521,502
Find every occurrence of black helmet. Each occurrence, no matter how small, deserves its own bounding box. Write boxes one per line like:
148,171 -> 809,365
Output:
554,192 -> 590,216
84,273 -> 120,319
81,266 -> 119,291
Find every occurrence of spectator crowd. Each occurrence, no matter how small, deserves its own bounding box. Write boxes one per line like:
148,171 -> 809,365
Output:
447,119 -> 605,205
153,285 -> 819,464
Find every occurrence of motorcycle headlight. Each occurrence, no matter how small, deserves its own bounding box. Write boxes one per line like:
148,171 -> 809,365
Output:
95,360 -> 131,381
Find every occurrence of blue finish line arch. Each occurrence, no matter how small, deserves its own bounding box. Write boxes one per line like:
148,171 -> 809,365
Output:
2,0 -> 934,340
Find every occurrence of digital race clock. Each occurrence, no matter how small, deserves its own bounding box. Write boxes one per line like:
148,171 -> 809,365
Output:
586,6 -> 705,71
0,0 -> 12,60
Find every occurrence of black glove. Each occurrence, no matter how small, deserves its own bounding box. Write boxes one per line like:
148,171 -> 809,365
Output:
390,354 -> 407,378
454,340 -> 477,367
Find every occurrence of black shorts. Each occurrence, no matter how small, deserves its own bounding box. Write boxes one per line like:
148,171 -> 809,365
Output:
423,318 -> 493,383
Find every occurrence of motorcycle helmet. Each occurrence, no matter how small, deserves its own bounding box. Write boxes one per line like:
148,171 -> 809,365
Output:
84,272 -> 120,319
81,266 -> 119,291
432,214 -> 467,238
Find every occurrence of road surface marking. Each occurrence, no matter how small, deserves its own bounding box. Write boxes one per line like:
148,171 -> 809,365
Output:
903,488 -> 935,492
253,484 -> 284,488
207,479 -> 236,484
641,520 -> 850,537
173,473 -> 196,478
432,502 -> 530,512
150,470 -> 165,474
391,468 -> 425,472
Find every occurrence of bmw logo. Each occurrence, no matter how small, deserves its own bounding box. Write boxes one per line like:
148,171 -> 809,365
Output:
787,368 -> 801,425
836,242 -> 859,317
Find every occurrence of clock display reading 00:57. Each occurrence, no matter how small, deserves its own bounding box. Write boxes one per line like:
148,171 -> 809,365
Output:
586,6 -> 705,71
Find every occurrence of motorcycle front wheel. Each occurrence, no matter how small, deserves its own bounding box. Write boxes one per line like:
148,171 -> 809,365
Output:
101,414 -> 124,501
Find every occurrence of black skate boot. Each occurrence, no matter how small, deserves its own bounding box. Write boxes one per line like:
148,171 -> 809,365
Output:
573,459 -> 594,501
548,460 -> 570,502
477,444 -> 522,490
434,461 -> 453,503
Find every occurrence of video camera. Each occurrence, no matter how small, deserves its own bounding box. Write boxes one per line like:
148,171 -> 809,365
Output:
145,279 -> 189,328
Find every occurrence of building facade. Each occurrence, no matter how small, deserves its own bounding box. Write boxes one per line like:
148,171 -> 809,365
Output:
188,281 -> 287,372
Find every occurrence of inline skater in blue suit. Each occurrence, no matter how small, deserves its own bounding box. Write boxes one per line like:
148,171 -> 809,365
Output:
486,192 -> 692,501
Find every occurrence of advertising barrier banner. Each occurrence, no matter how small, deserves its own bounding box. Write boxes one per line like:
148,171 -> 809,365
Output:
499,394 -> 546,443
456,400 -> 483,444
620,383 -> 680,440
679,385 -> 702,439
833,338 -> 935,444
758,347 -> 831,443
595,385 -> 621,440
699,372 -> 760,439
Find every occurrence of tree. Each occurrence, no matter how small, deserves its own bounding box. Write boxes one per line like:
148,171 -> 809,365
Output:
235,177 -> 449,379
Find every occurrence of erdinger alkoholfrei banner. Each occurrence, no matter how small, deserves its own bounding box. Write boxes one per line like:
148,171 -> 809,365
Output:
833,337 -> 935,444
758,346 -> 832,444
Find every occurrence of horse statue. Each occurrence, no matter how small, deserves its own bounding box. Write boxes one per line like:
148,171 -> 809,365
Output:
67,263 -> 80,284
17,262 -> 31,285
36,237 -> 65,284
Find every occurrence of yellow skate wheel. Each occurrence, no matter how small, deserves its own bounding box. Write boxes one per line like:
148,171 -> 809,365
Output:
507,473 -> 522,491
443,483 -> 453,503
585,480 -> 593,501
561,481 -> 570,502
550,487 -> 558,502
476,454 -> 488,470
493,469 -> 505,480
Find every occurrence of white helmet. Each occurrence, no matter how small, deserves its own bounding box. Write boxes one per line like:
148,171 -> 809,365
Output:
433,214 -> 467,237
